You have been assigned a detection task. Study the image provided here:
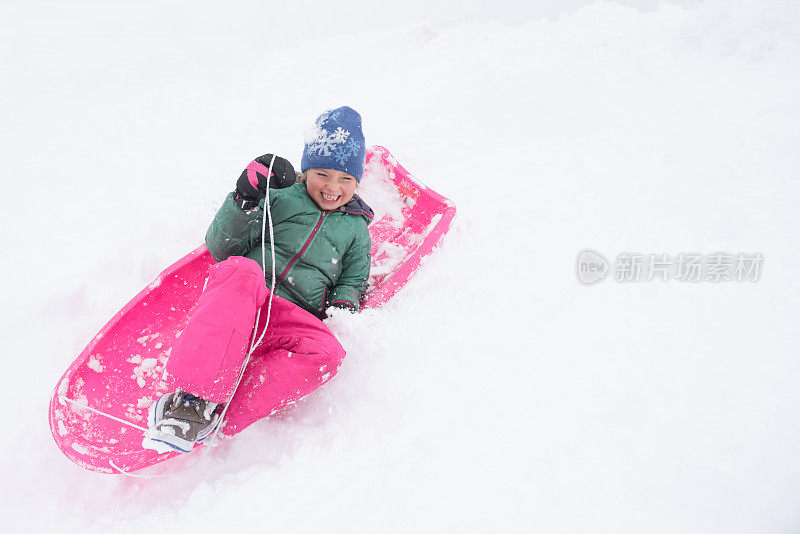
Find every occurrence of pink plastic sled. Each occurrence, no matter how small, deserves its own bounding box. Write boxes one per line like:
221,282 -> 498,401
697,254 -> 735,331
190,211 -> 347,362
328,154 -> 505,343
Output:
49,146 -> 456,474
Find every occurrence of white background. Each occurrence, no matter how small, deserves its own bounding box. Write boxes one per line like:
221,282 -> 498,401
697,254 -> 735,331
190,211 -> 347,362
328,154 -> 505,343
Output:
2,0 -> 799,532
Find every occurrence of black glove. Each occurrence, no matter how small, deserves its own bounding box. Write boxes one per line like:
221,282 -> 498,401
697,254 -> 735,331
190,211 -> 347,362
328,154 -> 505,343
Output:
235,154 -> 297,209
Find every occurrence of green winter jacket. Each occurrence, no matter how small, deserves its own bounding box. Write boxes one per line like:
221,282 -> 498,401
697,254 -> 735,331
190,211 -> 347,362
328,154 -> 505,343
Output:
205,183 -> 373,318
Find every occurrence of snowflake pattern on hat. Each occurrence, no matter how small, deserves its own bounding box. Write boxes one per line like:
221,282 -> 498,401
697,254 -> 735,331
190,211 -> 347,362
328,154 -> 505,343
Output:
334,138 -> 362,166
308,126 -> 350,157
301,106 -> 366,181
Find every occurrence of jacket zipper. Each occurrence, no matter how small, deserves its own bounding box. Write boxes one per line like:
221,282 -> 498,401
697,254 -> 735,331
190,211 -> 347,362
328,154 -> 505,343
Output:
318,286 -> 328,314
278,212 -> 326,280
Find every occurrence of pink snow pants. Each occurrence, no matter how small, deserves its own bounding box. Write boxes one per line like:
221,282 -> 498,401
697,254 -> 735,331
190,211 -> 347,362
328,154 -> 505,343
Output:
165,256 -> 346,434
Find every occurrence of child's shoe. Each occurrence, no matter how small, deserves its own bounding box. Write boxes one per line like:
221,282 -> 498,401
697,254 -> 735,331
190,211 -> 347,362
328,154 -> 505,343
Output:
142,390 -> 221,453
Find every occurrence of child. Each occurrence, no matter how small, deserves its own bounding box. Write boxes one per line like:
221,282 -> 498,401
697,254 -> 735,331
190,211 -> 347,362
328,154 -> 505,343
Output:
143,106 -> 373,453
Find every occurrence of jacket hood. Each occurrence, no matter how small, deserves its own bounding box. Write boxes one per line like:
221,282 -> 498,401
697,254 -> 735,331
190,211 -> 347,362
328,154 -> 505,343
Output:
336,194 -> 374,224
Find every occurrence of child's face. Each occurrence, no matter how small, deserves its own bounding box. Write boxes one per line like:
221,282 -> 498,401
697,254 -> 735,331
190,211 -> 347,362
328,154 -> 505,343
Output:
305,168 -> 357,211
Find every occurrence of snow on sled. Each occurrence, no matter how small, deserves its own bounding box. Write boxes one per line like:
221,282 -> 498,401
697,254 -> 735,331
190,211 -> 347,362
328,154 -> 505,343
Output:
49,146 -> 456,474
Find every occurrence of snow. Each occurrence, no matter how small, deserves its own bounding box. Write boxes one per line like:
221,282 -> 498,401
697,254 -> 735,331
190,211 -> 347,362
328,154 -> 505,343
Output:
3,0 -> 800,533
203,402 -> 218,422
86,354 -> 105,373
136,333 -> 159,346
139,359 -> 158,370
86,355 -> 104,373
159,418 -> 190,434
359,160 -> 406,225
370,241 -> 407,277
129,356 -> 162,389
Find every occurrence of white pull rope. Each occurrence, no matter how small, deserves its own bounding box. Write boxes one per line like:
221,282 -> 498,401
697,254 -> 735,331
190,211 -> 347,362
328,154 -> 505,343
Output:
59,396 -> 148,432
249,154 -> 278,353
111,156 -> 280,478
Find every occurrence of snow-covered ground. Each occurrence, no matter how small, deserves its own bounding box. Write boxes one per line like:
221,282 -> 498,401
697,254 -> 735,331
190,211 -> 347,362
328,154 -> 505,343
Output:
2,0 -> 800,531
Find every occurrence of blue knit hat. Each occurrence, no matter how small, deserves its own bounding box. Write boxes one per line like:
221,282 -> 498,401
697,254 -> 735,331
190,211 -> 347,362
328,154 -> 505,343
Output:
301,106 -> 366,181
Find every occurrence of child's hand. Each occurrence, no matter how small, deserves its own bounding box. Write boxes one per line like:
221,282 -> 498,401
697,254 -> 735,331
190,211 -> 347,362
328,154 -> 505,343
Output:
235,154 -> 297,202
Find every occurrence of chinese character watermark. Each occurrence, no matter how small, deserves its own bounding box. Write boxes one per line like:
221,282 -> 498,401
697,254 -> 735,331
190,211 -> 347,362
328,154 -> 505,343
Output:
576,249 -> 763,285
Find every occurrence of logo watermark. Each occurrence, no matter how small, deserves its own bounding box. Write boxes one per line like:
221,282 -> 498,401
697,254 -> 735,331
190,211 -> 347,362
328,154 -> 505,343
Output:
576,249 -> 611,285
576,249 -> 763,285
